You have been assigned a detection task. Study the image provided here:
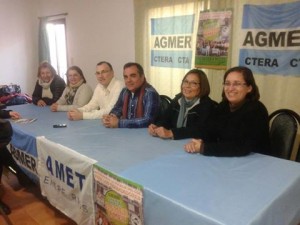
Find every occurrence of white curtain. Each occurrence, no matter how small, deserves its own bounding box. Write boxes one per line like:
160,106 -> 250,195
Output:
134,0 -> 300,114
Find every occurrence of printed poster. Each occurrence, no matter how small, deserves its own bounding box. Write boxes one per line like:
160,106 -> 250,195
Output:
195,10 -> 232,69
37,136 -> 96,225
94,165 -> 144,225
239,1 -> 300,76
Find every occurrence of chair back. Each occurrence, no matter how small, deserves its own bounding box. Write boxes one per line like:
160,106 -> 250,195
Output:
269,109 -> 300,159
156,95 -> 172,122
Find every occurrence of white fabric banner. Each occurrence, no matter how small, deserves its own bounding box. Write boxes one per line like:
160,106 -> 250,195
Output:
37,136 -> 96,225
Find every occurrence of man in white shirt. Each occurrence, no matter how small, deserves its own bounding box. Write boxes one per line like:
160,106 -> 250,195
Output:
67,61 -> 123,120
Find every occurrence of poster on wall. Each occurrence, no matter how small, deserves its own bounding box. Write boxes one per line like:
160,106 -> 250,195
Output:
195,10 -> 232,70
239,1 -> 300,76
94,165 -> 144,225
37,136 -> 96,225
150,15 -> 194,69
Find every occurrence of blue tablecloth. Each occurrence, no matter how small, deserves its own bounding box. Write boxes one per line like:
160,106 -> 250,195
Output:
8,104 -> 300,225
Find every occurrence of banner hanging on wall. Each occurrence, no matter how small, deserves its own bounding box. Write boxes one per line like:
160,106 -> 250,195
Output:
150,15 -> 194,69
239,1 -> 300,76
94,165 -> 144,225
195,10 -> 232,70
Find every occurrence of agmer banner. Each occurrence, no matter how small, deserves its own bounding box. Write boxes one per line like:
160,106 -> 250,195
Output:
37,136 -> 96,225
195,10 -> 232,70
239,1 -> 300,76
150,15 -> 194,69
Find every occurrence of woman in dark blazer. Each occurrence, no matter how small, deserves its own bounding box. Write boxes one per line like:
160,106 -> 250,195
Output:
148,69 -> 217,140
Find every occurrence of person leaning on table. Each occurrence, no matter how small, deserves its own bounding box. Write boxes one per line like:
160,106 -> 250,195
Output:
67,61 -> 123,120
184,66 -> 270,157
148,69 -> 217,140
0,109 -> 32,215
32,61 -> 66,107
50,65 -> 93,112
102,62 -> 160,128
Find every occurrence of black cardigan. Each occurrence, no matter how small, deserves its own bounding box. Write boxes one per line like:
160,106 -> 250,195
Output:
200,100 -> 270,157
32,75 -> 65,105
155,94 -> 217,140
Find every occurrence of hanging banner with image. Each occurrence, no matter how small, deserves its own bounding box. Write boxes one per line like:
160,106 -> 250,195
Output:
195,10 -> 232,69
37,136 -> 96,225
150,15 -> 195,69
239,1 -> 300,76
94,165 -> 144,225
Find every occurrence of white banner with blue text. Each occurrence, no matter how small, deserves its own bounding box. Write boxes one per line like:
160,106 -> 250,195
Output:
37,136 -> 96,225
239,1 -> 300,76
150,15 -> 194,69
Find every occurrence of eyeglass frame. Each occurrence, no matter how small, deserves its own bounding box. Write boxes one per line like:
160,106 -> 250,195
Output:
181,80 -> 200,88
223,82 -> 248,88
95,70 -> 111,76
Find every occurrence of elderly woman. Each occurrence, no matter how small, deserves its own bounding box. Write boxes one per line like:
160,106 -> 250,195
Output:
148,69 -> 217,140
32,62 -> 66,106
184,66 -> 270,157
50,66 -> 93,112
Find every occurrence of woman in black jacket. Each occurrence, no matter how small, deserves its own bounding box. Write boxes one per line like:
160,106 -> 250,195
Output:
184,66 -> 270,157
32,61 -> 65,106
148,69 -> 217,140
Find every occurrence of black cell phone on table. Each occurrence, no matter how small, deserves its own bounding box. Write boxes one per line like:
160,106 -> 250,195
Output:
53,124 -> 67,128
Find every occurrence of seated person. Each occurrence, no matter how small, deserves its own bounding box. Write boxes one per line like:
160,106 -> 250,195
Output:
184,66 -> 270,157
32,61 -> 66,106
103,62 -> 160,128
0,109 -> 30,215
67,61 -> 123,120
148,69 -> 217,140
50,66 -> 93,112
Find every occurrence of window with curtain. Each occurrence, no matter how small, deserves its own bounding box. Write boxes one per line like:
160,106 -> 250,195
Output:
39,16 -> 68,82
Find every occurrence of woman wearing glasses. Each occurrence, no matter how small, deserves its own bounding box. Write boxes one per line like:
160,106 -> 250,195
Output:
184,66 -> 270,156
148,69 -> 217,140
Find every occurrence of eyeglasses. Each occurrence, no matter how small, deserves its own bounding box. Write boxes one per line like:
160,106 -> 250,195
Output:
223,82 -> 247,88
182,80 -> 200,88
95,70 -> 111,76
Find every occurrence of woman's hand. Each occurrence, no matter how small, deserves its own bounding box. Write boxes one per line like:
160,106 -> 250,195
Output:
154,127 -> 173,139
148,124 -> 158,136
50,103 -> 58,112
184,139 -> 203,154
37,100 -> 46,107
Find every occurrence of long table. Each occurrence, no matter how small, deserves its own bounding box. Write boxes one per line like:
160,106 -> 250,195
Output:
8,104 -> 300,225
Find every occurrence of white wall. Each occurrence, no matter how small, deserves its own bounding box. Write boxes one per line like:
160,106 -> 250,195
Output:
0,0 -> 135,94
38,0 -> 135,90
0,0 -> 39,95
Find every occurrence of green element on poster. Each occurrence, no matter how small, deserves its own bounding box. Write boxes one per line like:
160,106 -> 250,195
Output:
195,55 -> 227,67
105,190 -> 129,225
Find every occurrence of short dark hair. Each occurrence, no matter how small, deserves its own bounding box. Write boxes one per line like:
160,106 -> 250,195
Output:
123,62 -> 144,76
97,61 -> 114,71
66,66 -> 86,85
181,69 -> 211,98
222,66 -> 260,101
37,61 -> 57,78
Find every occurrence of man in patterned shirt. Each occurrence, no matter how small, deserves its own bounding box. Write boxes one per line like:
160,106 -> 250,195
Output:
102,62 -> 160,128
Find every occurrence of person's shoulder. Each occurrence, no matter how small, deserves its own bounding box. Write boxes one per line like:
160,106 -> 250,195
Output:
201,96 -> 218,106
244,100 -> 269,116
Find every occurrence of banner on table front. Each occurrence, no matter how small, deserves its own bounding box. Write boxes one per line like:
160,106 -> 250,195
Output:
239,2 -> 300,75
151,15 -> 194,69
94,165 -> 144,225
195,10 -> 232,69
10,129 -> 39,183
37,136 -> 96,225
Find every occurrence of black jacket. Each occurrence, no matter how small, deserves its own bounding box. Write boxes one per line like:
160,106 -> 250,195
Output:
156,94 -> 217,140
32,75 -> 65,105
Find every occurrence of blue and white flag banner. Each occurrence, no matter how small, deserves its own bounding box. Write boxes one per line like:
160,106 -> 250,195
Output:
150,15 -> 194,69
239,1 -> 300,76
37,136 -> 96,225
